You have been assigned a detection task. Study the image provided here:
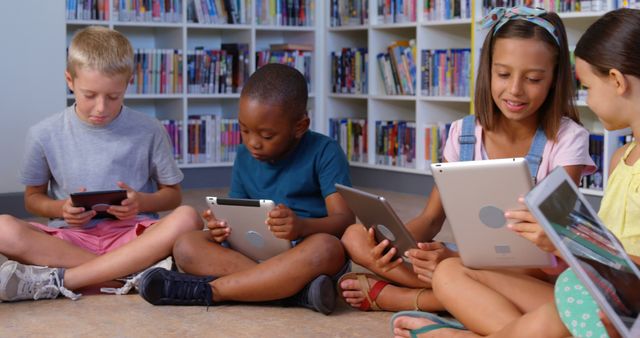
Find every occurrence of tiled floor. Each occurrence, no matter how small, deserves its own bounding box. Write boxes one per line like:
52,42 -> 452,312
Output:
0,186 -> 444,337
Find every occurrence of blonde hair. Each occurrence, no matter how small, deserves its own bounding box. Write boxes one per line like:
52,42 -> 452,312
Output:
67,26 -> 134,79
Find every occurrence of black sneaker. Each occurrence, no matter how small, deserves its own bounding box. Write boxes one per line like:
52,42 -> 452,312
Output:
138,267 -> 215,306
283,274 -> 336,315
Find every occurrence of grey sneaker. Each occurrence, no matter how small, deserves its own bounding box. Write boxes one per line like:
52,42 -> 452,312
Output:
0,260 -> 80,302
283,274 -> 336,315
100,256 -> 173,295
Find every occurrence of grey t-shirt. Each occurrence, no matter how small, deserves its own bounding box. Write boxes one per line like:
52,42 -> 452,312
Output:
20,104 -> 183,228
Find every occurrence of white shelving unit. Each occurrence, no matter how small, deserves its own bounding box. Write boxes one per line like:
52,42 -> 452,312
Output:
327,1 -> 631,197
65,0 -> 323,169
325,0 -> 472,176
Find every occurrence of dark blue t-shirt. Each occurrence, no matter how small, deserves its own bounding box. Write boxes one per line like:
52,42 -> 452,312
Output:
230,131 -> 351,218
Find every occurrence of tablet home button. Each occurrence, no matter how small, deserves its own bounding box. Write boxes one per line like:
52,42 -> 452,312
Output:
246,231 -> 265,248
375,224 -> 396,241
479,206 -> 506,229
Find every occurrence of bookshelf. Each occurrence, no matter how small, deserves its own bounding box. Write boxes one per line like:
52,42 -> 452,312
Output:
65,0 -> 323,169
326,1 -> 633,197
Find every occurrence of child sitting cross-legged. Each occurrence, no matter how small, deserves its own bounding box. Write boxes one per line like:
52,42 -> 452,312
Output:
137,63 -> 356,315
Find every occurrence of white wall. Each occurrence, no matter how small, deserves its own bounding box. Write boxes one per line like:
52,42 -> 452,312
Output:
0,0 -> 65,193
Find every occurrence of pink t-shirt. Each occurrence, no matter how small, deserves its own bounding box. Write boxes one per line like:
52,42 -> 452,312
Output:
443,117 -> 597,182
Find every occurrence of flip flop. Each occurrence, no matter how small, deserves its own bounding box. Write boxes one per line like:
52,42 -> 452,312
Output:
337,272 -> 389,311
390,310 -> 466,337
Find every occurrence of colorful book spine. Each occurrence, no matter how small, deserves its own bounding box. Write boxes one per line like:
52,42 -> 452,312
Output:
423,0 -> 470,21
114,0 -> 182,22
375,120 -> 416,168
255,49 -> 313,91
329,118 -> 368,163
331,48 -> 368,94
66,0 -> 110,20
423,123 -> 451,164
128,49 -> 183,95
420,48 -> 470,97
377,40 -> 417,96
256,0 -> 315,26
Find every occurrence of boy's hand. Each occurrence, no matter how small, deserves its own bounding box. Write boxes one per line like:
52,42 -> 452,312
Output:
368,227 -> 404,272
62,187 -> 96,227
506,197 -> 558,255
202,209 -> 230,243
406,242 -> 455,283
107,181 -> 140,220
598,311 -> 621,338
266,204 -> 301,240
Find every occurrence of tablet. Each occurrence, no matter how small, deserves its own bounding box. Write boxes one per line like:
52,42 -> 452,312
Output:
70,189 -> 127,219
525,167 -> 640,337
335,184 -> 417,262
206,197 -> 292,262
431,158 -> 555,268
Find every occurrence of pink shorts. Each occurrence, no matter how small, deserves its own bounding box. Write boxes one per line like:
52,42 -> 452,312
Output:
30,218 -> 157,255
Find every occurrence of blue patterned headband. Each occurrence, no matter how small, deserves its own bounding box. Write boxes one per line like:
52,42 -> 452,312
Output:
480,6 -> 560,45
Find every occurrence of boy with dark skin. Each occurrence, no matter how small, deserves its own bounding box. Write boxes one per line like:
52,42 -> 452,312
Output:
139,64 -> 355,315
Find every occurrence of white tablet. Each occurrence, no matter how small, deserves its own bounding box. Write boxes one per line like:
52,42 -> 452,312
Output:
336,184 -> 417,262
431,158 -> 555,268
206,197 -> 292,262
525,167 -> 640,337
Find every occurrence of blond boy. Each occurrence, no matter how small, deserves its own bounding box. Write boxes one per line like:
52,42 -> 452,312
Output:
0,26 -> 202,301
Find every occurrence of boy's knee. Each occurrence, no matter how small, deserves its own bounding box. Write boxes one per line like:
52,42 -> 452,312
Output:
173,230 -> 207,267
306,234 -> 345,267
0,215 -> 24,239
171,205 -> 203,231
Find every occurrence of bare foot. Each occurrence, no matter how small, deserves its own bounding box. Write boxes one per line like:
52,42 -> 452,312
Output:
392,316 -> 473,338
339,275 -> 422,311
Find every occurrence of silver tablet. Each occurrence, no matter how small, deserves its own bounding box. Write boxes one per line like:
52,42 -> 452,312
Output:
431,157 -> 555,268
525,167 -> 640,337
206,197 -> 292,262
335,184 -> 417,262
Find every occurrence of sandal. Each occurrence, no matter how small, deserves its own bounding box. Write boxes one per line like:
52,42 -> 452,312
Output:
337,272 -> 389,311
390,310 -> 466,338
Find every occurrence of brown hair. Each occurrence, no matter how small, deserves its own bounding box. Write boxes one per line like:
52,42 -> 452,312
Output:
474,11 -> 579,140
575,8 -> 640,78
67,26 -> 134,79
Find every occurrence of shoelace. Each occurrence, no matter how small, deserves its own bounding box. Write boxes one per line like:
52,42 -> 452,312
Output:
165,274 -> 213,306
17,268 -> 80,301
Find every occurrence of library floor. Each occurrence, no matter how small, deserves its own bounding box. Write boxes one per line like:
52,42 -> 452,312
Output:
0,186 -> 451,337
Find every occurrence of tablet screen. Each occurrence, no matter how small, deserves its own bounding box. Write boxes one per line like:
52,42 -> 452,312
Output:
537,180 -> 640,330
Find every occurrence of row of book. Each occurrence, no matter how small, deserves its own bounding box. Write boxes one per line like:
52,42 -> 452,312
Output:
256,48 -> 313,91
187,44 -> 249,94
330,0 -> 369,27
328,118 -> 369,163
161,116 -> 242,163
114,0 -> 183,22
423,0 -> 471,21
128,49 -> 184,95
66,0 -> 110,20
255,0 -> 315,26
377,40 -> 417,95
421,48 -> 471,97
330,48 -> 369,95
424,122 -> 451,164
377,0 -> 418,23
376,120 -> 417,168
187,0 -> 249,24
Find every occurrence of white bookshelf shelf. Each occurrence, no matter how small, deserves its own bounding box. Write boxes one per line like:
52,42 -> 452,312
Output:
67,20 -> 109,26
328,94 -> 368,100
420,18 -> 471,27
187,94 -> 241,99
371,22 -> 418,29
371,95 -> 417,101
185,23 -> 252,30
255,25 -> 316,32
328,25 -> 369,32
112,21 -> 183,28
580,188 -> 605,197
419,96 -> 471,103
